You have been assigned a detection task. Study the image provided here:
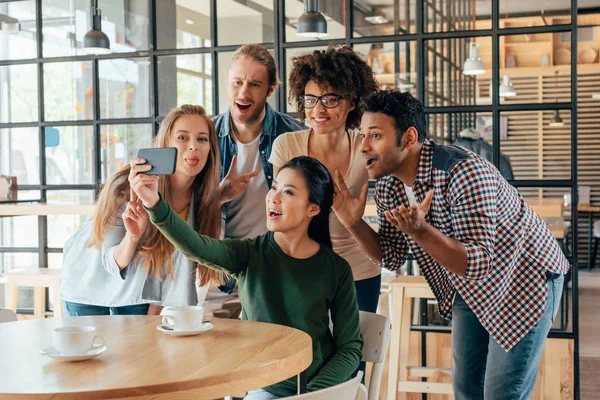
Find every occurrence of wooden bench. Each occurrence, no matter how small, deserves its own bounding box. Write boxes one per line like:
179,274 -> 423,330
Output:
5,268 -> 62,318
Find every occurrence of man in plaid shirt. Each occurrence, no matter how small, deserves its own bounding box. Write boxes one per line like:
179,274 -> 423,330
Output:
332,90 -> 569,399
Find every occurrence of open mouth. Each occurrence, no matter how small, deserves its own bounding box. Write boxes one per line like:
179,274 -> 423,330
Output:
268,208 -> 283,218
365,157 -> 378,168
185,158 -> 199,167
235,102 -> 252,112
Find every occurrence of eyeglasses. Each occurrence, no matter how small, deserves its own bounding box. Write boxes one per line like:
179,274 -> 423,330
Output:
300,93 -> 344,109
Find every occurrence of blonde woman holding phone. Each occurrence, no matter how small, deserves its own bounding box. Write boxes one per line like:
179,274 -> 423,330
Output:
61,104 -> 224,316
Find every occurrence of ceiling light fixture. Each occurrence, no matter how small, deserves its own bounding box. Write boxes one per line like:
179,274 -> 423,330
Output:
463,0 -> 485,75
365,15 -> 389,25
185,18 -> 194,25
549,70 -> 564,127
296,0 -> 328,38
499,74 -> 516,97
499,1 -> 517,97
82,0 -> 110,55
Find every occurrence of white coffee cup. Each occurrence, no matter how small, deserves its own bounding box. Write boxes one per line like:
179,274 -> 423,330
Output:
162,305 -> 204,331
53,326 -> 105,356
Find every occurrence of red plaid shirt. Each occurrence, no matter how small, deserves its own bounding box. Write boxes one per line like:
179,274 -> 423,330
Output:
376,140 -> 570,351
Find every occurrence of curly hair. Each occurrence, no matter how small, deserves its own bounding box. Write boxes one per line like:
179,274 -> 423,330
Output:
288,45 -> 379,130
360,89 -> 427,144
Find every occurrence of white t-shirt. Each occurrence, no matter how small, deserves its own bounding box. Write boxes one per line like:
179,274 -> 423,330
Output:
225,133 -> 269,239
404,184 -> 418,206
269,129 -> 381,282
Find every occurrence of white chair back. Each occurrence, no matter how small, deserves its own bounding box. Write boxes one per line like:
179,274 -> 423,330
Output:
287,371 -> 366,399
360,311 -> 392,400
0,308 -> 17,323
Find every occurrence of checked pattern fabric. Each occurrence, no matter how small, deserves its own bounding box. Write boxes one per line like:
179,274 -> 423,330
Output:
375,140 -> 570,351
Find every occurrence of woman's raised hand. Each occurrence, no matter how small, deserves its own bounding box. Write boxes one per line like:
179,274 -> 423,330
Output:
122,197 -> 149,240
128,158 -> 160,208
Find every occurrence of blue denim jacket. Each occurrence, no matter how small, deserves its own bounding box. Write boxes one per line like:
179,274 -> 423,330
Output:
213,103 -> 305,188
213,104 -> 305,294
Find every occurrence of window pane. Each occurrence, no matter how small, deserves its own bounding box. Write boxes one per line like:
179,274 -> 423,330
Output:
100,124 -> 153,182
0,127 -> 40,185
47,190 -> 96,205
428,111 -> 473,145
217,0 -> 273,45
42,0 -> 150,58
425,0 -> 491,32
45,126 -> 95,185
0,64 -> 38,123
353,42 -> 417,97
285,47 -> 328,112
47,202 -> 89,248
99,57 -> 151,119
500,110 -> 571,181
0,1 -> 37,61
158,54 -> 213,116
353,0 -> 415,37
475,33 -> 572,106
424,37 -> 492,107
285,0 -> 344,42
500,0 -> 571,28
0,216 -> 38,247
44,61 -> 94,121
0,253 -> 38,275
156,0 -> 211,49
217,51 -> 277,115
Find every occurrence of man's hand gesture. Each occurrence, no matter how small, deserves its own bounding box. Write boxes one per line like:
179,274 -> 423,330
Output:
219,155 -> 258,204
384,190 -> 434,237
332,170 -> 369,230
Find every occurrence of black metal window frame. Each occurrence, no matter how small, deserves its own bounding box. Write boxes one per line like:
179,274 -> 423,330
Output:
0,0 -> 580,396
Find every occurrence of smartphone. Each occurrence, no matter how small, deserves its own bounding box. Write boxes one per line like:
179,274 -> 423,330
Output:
136,147 -> 178,175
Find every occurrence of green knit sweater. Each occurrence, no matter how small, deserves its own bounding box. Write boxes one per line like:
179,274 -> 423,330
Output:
146,199 -> 363,396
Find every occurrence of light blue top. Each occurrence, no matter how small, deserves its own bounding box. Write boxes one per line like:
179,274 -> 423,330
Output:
61,200 -> 207,307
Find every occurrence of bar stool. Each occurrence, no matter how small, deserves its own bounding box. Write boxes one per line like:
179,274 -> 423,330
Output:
5,268 -> 62,318
388,276 -> 453,400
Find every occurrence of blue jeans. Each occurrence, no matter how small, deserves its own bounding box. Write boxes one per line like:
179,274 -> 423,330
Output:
354,273 -> 381,313
451,274 -> 564,400
63,301 -> 150,316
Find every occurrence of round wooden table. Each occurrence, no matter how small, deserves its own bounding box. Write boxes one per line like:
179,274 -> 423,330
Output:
0,316 -> 313,399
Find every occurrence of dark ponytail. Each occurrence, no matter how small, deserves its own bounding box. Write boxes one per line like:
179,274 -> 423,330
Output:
279,156 -> 334,249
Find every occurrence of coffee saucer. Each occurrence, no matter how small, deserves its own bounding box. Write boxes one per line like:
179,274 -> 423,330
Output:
156,322 -> 214,337
40,345 -> 107,362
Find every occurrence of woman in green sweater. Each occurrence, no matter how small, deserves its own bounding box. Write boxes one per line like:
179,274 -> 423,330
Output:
128,155 -> 363,398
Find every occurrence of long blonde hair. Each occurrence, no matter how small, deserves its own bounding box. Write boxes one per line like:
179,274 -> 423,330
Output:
89,104 -> 225,286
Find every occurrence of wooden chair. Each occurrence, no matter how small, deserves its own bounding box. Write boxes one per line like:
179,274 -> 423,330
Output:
388,276 -> 453,400
359,311 -> 392,400
5,268 -> 62,318
285,371 -> 367,400
0,308 -> 17,323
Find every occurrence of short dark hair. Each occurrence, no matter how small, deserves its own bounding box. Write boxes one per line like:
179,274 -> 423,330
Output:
360,90 -> 427,144
279,156 -> 334,249
288,45 -> 379,130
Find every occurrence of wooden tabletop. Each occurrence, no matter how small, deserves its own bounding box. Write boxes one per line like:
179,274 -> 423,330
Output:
0,204 -> 95,216
0,316 -> 313,400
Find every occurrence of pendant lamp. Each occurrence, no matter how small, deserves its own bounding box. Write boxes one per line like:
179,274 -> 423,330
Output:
549,71 -> 564,127
83,0 -> 110,55
296,0 -> 328,38
463,0 -> 485,75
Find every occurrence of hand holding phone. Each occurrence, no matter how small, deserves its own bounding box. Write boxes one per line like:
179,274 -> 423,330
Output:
136,148 -> 178,175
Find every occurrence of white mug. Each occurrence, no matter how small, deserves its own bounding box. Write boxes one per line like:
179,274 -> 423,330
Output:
53,326 -> 105,355
162,305 -> 204,331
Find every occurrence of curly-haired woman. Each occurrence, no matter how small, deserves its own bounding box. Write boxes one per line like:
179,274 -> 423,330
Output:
269,45 -> 381,314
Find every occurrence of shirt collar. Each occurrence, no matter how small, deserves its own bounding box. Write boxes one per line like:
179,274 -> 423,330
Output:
218,103 -> 276,138
414,139 -> 434,186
